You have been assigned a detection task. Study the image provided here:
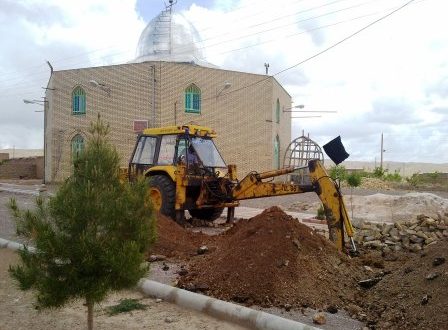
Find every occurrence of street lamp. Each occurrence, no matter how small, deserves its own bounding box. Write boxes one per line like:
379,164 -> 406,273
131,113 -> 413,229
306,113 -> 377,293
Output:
216,81 -> 232,98
23,98 -> 47,183
23,99 -> 46,112
89,80 -> 111,96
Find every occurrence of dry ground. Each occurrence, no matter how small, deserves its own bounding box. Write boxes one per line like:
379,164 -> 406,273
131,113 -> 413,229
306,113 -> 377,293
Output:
0,249 -> 247,330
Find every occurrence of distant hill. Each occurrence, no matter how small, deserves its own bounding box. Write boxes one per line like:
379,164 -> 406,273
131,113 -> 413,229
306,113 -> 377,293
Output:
0,149 -> 43,158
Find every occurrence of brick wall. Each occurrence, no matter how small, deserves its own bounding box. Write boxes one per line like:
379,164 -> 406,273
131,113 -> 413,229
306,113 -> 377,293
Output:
0,157 -> 43,179
46,61 -> 291,182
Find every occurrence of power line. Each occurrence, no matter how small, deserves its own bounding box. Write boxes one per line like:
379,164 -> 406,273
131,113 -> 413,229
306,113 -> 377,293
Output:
206,0 -> 418,101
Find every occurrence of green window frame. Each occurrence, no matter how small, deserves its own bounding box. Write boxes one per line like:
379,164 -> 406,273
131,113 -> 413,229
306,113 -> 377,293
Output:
185,84 -> 201,114
72,86 -> 86,115
274,135 -> 280,169
276,98 -> 280,123
71,134 -> 85,159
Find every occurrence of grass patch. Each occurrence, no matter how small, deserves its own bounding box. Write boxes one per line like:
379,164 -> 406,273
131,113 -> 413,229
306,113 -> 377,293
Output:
107,298 -> 147,316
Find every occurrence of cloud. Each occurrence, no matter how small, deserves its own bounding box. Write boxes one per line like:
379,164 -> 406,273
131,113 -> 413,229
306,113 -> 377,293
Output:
1,0 -> 448,164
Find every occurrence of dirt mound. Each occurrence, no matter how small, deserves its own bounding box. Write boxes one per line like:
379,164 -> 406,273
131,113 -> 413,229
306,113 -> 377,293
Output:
150,214 -> 210,259
360,240 -> 448,329
179,207 -> 363,309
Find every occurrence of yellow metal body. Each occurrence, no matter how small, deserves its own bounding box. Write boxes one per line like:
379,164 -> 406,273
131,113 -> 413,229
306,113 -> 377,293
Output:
142,124 -> 217,137
128,124 -> 356,252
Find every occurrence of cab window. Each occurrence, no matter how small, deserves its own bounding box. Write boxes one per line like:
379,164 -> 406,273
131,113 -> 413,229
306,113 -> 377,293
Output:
132,136 -> 157,165
158,135 -> 177,165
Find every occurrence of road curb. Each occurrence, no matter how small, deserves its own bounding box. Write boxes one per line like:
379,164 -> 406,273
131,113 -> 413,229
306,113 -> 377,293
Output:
139,279 -> 320,330
1,238 -> 320,330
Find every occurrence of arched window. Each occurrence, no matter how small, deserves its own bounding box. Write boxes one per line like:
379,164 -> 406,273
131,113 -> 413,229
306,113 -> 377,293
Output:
276,98 -> 280,123
71,134 -> 85,159
72,86 -> 86,114
274,135 -> 280,169
185,84 -> 201,114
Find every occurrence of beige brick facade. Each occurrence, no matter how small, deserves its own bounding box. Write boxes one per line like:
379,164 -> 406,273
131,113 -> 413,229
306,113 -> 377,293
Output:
45,61 -> 291,182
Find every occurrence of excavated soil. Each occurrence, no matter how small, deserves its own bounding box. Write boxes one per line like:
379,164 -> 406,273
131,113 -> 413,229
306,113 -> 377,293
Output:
178,207 -> 364,309
150,214 -> 211,259
150,208 -> 448,329
358,240 -> 448,330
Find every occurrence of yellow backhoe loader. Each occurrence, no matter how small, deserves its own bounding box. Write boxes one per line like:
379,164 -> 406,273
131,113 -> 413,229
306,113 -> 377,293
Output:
127,124 -> 356,253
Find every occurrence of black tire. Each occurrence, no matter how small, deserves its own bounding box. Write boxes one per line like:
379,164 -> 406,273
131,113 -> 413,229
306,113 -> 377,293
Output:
188,208 -> 224,221
148,175 -> 176,219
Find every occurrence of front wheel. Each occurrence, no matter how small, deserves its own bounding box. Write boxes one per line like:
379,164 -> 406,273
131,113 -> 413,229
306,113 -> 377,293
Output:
148,175 -> 176,219
188,208 -> 224,221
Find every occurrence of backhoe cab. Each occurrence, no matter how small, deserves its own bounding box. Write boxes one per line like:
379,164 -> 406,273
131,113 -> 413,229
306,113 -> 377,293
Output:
128,124 -> 356,253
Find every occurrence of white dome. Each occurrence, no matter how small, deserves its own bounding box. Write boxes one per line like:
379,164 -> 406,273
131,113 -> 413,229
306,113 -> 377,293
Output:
134,8 -> 214,67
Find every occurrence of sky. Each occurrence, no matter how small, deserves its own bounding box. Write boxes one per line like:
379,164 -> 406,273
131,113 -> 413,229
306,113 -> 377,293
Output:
0,0 -> 447,164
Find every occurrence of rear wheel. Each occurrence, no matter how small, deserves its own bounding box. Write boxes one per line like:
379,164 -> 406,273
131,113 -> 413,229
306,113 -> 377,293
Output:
188,208 -> 224,221
148,175 -> 176,219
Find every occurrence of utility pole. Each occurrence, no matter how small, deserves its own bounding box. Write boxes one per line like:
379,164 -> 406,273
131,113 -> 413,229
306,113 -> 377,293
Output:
264,63 -> 269,75
380,132 -> 384,169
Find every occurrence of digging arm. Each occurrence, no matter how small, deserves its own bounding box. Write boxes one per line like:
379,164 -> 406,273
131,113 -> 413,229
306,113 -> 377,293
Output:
230,160 -> 356,252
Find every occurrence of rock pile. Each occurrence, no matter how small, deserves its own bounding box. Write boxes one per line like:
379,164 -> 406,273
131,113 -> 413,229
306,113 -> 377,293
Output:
354,213 -> 448,252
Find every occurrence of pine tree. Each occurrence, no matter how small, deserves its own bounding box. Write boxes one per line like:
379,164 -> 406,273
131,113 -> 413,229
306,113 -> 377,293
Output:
9,116 -> 155,330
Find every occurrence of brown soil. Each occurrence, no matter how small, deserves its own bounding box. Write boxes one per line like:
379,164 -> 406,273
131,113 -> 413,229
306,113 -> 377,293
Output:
358,240 -> 448,330
178,207 -> 364,309
150,214 -> 211,259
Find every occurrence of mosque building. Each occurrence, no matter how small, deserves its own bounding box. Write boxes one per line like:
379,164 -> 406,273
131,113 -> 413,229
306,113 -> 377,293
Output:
44,2 -> 291,182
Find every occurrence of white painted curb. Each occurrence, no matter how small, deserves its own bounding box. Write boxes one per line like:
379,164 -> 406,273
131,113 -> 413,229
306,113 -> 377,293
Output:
0,238 -> 35,252
139,279 -> 320,330
1,238 -> 319,330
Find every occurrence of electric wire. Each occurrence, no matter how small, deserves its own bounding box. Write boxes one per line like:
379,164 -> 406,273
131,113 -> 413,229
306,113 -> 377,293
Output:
203,0 -> 418,101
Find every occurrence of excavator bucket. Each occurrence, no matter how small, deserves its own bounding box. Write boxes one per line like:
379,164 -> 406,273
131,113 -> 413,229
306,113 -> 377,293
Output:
323,136 -> 349,165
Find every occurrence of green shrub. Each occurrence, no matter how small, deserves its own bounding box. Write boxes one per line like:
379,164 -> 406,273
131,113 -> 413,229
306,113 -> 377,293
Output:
107,299 -> 147,316
384,170 -> 402,182
347,172 -> 362,187
316,205 -> 326,220
373,167 -> 387,178
406,173 -> 421,187
329,165 -> 347,181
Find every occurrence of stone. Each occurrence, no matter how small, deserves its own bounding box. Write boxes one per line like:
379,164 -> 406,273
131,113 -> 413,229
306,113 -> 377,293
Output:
406,229 -> 417,235
178,268 -> 188,276
393,245 -> 402,252
364,265 -> 374,272
425,238 -> 436,245
312,312 -> 326,325
382,223 -> 394,235
148,254 -> 167,262
415,231 -> 428,240
326,305 -> 338,314
421,294 -> 430,305
426,272 -> 440,280
410,244 -> 422,252
409,235 -> 424,244
155,298 -> 162,303
293,239 -> 301,250
165,317 -> 177,323
359,277 -> 382,288
363,240 -> 383,249
162,263 -> 170,271
443,230 -> 448,237
384,240 -> 396,245
389,228 -> 399,237
433,257 -> 445,266
284,303 -> 292,312
435,231 -> 444,239
346,304 -> 363,317
197,245 -> 209,255
395,222 -> 404,231
437,224 -> 448,230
